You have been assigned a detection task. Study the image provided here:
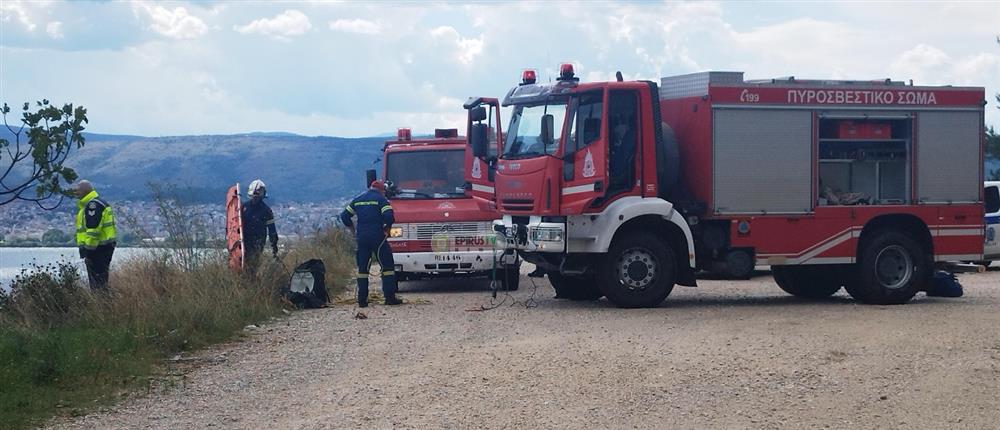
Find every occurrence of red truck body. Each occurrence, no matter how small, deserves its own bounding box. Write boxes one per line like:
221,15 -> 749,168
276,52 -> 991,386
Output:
661,73 -> 985,267
482,66 -> 985,307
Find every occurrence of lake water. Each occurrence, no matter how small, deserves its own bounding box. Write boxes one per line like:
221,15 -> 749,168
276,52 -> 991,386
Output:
0,247 -> 156,290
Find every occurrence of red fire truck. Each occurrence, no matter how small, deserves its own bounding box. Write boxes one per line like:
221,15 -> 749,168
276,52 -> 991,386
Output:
473,65 -> 985,308
382,122 -> 520,290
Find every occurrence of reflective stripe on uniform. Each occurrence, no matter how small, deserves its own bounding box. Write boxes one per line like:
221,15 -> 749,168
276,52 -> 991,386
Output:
382,270 -> 395,276
265,219 -> 275,225
380,205 -> 392,213
354,200 -> 379,206
345,205 -> 355,214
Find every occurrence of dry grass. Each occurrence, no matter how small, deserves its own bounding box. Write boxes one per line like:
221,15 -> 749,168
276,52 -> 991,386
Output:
0,227 -> 355,429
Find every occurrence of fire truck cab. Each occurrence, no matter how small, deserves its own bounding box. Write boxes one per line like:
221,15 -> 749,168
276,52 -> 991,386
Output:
481,65 -> 985,308
382,122 -> 519,290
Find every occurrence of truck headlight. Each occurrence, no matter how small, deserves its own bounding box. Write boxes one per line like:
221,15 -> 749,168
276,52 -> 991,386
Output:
530,227 -> 563,242
389,227 -> 403,238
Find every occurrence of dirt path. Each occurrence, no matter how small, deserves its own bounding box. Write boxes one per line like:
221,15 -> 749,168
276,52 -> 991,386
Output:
54,268 -> 1000,429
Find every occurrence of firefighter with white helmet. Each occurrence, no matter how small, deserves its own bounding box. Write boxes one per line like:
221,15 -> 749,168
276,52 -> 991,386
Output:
242,179 -> 279,274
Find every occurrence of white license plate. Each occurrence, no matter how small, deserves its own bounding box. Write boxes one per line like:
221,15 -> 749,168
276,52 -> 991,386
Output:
433,254 -> 461,261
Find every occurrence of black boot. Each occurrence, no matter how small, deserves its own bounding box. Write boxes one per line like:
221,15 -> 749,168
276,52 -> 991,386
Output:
383,296 -> 403,306
527,266 -> 546,278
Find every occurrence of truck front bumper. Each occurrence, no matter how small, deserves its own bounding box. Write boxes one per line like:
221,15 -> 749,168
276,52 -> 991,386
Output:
493,215 -> 566,253
393,249 -> 517,275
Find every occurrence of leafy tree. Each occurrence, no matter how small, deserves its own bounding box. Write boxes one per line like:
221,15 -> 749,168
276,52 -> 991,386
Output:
988,127 -> 1000,181
41,228 -> 71,246
1,100 -> 88,209
987,36 -> 1000,180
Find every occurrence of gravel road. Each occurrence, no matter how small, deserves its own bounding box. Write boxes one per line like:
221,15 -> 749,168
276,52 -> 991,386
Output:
54,267 -> 1000,429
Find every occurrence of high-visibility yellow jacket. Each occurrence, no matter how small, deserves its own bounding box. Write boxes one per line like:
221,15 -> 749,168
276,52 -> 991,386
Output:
75,190 -> 117,250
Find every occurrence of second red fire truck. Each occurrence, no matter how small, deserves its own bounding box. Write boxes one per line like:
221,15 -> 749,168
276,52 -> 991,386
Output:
381,123 -> 520,290
472,65 -> 985,308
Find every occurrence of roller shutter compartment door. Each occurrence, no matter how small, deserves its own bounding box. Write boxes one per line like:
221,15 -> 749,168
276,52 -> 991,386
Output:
713,109 -> 813,214
917,111 -> 981,203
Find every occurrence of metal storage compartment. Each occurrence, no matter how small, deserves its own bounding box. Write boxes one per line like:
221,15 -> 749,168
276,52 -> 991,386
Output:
712,109 -> 813,214
916,111 -> 981,203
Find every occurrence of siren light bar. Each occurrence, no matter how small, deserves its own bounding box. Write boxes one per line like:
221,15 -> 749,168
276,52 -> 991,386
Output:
521,69 -> 537,85
397,128 -> 411,141
558,63 -> 577,81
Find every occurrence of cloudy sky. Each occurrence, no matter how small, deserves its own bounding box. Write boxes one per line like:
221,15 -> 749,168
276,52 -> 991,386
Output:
1,1 -> 998,137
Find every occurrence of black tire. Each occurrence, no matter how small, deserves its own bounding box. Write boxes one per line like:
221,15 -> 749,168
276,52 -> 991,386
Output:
845,230 -> 930,305
498,264 -> 520,291
975,261 -> 993,268
772,266 -> 842,299
548,272 -> 603,300
597,232 -> 676,308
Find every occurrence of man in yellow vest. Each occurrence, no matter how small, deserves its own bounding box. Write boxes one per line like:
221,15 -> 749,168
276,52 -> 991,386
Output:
73,180 -> 117,290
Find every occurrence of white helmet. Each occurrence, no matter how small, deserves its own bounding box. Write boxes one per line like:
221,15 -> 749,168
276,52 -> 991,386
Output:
248,179 -> 267,198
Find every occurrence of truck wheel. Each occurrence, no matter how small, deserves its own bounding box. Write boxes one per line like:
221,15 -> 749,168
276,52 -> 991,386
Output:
498,264 -> 520,291
548,272 -> 603,301
845,230 -> 929,305
597,233 -> 675,308
772,266 -> 842,299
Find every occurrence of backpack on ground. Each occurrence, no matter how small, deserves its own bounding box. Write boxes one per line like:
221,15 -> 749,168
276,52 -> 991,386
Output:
927,271 -> 963,298
284,259 -> 329,308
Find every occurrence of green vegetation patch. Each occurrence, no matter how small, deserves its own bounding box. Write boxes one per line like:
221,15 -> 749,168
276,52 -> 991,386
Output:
0,227 -> 354,429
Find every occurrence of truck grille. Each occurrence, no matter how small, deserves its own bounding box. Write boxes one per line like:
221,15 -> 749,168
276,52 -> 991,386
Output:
413,222 -> 491,240
502,199 -> 534,212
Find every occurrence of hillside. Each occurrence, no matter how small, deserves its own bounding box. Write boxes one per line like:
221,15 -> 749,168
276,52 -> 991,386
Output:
1,129 -> 997,203
1,130 -> 386,203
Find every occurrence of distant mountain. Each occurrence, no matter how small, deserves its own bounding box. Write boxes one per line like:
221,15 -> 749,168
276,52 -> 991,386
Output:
1,129 -> 386,203
1,129 -> 997,202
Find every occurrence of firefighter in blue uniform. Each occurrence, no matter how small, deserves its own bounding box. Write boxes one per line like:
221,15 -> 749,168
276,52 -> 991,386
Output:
242,179 -> 279,275
340,180 -> 402,307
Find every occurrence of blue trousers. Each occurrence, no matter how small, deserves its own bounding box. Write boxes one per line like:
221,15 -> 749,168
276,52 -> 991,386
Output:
356,235 -> 397,303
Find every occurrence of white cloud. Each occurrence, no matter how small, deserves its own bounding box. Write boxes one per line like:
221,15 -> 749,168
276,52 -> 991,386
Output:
429,26 -> 483,65
45,21 -> 63,39
1,2 -> 36,31
329,18 -> 381,35
235,9 -> 312,41
890,44 -> 1000,90
132,1 -> 207,40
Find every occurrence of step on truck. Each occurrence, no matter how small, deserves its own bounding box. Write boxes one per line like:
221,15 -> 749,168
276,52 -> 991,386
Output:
381,119 -> 520,290
475,64 -> 985,307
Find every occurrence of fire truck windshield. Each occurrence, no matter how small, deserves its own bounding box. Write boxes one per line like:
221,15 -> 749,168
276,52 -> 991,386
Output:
503,101 -> 567,159
385,149 -> 467,199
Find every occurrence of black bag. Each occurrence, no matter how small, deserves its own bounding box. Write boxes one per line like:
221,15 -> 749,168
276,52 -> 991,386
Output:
285,259 -> 329,308
927,271 -> 963,298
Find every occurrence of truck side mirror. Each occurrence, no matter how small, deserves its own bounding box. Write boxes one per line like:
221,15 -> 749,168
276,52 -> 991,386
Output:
540,114 -> 554,146
469,106 -> 487,122
470,123 -> 488,158
365,169 -> 377,187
